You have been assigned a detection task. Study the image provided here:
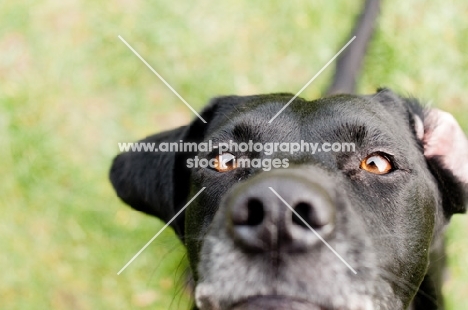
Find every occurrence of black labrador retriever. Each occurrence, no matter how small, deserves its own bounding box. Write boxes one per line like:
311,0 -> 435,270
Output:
110,1 -> 468,309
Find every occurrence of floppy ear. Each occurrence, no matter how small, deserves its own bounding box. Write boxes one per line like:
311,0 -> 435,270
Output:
110,127 -> 189,238
417,108 -> 468,216
109,96 -> 243,239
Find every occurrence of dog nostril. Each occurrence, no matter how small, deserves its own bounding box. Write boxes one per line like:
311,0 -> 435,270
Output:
292,202 -> 315,228
245,198 -> 264,226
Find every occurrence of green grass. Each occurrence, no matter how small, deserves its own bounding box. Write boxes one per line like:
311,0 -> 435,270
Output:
1,0 -> 467,309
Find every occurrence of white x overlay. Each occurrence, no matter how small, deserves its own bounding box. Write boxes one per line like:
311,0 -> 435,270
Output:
116,34 -> 358,275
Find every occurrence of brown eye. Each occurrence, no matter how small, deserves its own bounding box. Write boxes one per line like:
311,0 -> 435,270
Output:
214,153 -> 237,172
360,153 -> 393,174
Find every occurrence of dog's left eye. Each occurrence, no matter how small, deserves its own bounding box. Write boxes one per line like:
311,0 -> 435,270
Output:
360,153 -> 393,174
213,153 -> 237,172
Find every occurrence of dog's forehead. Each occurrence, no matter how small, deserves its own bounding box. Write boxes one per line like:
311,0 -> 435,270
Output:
206,94 -> 414,145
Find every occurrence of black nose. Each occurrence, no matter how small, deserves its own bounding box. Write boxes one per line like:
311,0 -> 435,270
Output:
227,173 -> 336,252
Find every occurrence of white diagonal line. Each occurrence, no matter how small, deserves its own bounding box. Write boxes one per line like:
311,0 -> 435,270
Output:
117,187 -> 206,275
268,187 -> 357,274
118,35 -> 207,123
268,36 -> 356,123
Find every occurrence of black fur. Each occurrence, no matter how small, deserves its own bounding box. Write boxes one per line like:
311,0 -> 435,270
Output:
110,91 -> 466,309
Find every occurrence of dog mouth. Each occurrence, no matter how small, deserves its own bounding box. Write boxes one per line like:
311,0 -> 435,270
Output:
197,294 -> 374,310
228,296 -> 325,310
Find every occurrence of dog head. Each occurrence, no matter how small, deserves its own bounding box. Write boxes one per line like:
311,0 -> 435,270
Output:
110,89 -> 467,309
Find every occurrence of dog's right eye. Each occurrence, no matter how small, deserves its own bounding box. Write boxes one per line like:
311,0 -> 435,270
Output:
360,153 -> 393,174
213,153 -> 237,172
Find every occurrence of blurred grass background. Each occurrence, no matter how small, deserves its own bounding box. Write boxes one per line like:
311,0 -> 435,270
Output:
1,0 -> 467,309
